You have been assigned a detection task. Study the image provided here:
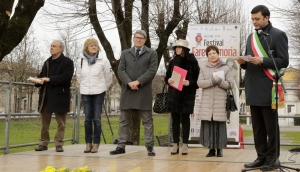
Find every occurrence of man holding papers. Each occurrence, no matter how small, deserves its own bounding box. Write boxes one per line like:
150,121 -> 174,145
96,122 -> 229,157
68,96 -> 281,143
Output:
236,5 -> 289,169
165,39 -> 200,155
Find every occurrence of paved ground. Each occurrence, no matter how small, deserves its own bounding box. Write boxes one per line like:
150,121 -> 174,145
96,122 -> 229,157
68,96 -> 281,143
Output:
1,144 -> 299,172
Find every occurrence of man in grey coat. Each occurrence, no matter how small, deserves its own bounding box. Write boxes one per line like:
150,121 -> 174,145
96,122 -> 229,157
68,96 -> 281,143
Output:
236,5 -> 289,170
110,30 -> 158,156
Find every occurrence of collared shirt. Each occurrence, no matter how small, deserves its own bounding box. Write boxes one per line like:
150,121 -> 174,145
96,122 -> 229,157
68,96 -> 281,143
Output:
134,46 -> 144,55
52,54 -> 62,60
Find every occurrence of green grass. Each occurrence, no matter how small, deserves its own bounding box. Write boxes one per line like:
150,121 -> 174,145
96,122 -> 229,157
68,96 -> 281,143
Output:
1,115 -> 299,154
0,115 -> 169,154
241,129 -> 300,150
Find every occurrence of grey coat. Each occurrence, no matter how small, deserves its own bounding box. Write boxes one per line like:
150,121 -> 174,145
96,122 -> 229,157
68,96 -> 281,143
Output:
242,22 -> 289,106
197,60 -> 235,122
118,46 -> 158,110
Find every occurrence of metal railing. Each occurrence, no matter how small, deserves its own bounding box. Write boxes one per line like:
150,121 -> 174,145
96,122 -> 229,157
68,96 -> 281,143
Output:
0,81 -> 81,154
239,87 -> 300,147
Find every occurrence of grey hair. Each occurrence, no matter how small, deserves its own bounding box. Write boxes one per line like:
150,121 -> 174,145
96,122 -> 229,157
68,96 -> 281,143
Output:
133,30 -> 147,40
53,40 -> 65,52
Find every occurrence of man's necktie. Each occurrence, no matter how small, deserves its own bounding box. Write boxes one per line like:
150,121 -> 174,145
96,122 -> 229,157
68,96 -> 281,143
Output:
136,49 -> 140,58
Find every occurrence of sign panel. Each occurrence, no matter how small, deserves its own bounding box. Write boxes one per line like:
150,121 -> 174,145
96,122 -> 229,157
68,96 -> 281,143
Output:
188,24 -> 241,148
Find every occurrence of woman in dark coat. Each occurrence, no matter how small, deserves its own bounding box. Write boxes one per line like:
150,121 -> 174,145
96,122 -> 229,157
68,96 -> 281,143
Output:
165,39 -> 200,155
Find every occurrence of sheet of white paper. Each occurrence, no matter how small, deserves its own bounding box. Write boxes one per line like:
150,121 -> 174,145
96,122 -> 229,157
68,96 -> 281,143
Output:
237,55 -> 251,61
213,71 -> 225,80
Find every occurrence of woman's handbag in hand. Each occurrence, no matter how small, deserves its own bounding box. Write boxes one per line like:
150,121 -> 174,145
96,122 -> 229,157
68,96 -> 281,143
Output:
226,89 -> 238,112
153,84 -> 169,114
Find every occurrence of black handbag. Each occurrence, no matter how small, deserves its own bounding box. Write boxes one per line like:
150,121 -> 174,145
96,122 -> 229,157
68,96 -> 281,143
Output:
153,84 -> 169,114
226,89 -> 238,112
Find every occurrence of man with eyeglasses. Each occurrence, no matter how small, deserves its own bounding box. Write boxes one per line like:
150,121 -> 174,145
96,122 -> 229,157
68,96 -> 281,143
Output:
110,30 -> 158,156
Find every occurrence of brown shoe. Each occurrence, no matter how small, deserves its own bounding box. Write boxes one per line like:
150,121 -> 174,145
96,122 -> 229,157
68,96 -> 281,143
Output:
84,143 -> 92,153
91,144 -> 99,153
35,145 -> 48,151
56,145 -> 64,152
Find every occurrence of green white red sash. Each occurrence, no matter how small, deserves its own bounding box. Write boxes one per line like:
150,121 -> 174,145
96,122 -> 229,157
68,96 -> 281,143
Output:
251,32 -> 284,109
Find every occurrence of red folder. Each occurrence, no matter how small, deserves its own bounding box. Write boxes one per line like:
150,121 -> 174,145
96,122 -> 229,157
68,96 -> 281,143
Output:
169,66 -> 187,91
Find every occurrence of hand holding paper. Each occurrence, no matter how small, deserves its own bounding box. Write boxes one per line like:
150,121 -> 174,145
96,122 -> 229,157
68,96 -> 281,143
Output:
28,77 -> 44,84
213,71 -> 225,80
236,55 -> 251,62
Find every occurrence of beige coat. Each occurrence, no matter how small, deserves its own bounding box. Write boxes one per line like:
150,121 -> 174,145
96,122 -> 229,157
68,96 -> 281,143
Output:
197,60 -> 235,122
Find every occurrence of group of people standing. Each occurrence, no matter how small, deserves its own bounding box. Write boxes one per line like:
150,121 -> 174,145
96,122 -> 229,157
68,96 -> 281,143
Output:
31,4 -> 288,170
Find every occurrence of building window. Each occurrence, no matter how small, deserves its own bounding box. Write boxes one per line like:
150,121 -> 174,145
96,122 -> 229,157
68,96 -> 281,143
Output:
287,104 -> 295,113
24,100 -> 27,110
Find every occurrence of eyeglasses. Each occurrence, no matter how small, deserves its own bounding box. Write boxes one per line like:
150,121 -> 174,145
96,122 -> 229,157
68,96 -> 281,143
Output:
89,45 -> 98,48
134,36 -> 145,40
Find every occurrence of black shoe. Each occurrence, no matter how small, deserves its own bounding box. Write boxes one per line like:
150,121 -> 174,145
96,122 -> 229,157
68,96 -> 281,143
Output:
110,147 -> 125,155
206,149 -> 216,157
217,149 -> 223,157
55,145 -> 64,152
35,145 -> 48,151
147,146 -> 155,156
244,159 -> 265,168
260,159 -> 280,171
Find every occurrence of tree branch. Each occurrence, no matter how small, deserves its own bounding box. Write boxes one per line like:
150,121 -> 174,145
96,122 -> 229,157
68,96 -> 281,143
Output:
0,0 -> 44,61
155,0 -> 182,65
88,0 -> 119,77
0,0 -> 14,39
112,0 -> 133,50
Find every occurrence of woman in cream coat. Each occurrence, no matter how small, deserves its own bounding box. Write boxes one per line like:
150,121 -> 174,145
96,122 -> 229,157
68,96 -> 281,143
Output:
76,38 -> 112,153
197,45 -> 235,157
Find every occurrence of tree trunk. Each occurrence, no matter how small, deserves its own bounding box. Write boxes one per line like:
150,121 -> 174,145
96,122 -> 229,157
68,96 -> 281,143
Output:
0,0 -> 44,61
88,0 -> 184,146
127,111 -> 141,145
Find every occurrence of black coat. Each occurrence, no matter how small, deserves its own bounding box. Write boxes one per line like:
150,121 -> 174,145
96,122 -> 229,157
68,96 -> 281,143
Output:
242,22 -> 289,106
165,53 -> 200,114
36,54 -> 74,113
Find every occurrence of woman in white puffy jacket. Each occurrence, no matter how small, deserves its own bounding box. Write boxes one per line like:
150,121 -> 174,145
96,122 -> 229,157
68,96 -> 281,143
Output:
76,38 -> 112,153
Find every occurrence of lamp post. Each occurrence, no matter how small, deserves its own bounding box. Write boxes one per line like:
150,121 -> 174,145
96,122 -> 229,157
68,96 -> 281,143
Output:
167,43 -> 174,58
165,42 -> 174,146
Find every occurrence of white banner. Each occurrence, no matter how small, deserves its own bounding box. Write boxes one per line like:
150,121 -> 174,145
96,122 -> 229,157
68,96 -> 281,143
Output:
188,24 -> 241,148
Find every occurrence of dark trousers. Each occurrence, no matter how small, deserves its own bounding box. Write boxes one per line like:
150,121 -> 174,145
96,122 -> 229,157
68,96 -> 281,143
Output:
39,103 -> 67,147
250,106 -> 280,161
171,112 -> 190,144
81,92 -> 105,144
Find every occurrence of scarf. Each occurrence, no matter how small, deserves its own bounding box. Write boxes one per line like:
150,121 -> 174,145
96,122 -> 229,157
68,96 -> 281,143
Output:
209,58 -> 221,67
251,31 -> 284,109
84,51 -> 99,65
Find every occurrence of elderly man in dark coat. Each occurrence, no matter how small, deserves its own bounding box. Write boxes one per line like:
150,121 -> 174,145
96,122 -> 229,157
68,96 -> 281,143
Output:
236,5 -> 289,170
110,30 -> 158,156
33,40 -> 74,152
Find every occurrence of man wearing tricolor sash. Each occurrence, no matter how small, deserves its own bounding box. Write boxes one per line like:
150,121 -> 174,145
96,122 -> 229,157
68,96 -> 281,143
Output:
236,5 -> 289,170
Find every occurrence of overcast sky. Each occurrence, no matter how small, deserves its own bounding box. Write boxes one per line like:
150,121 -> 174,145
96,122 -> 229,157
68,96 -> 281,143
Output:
27,0 -> 291,60
243,0 -> 287,30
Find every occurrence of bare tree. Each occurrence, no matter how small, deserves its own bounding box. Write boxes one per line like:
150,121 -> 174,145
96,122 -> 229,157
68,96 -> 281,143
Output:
0,28 -> 42,112
273,0 -> 300,55
0,0 -> 44,61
